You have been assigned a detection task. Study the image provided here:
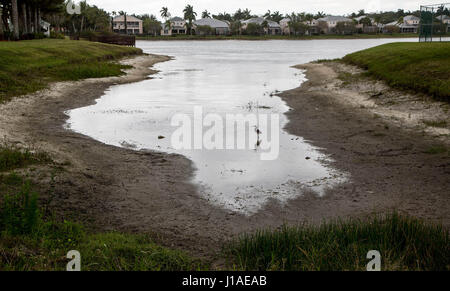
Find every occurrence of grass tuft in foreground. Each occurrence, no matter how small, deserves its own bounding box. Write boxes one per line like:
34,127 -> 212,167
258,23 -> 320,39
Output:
0,39 -> 142,102
0,145 -> 50,172
0,179 -> 206,271
342,42 -> 450,101
226,213 -> 449,271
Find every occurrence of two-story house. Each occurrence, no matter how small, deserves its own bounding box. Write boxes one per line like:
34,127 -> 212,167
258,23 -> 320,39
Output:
112,15 -> 143,34
161,17 -> 187,36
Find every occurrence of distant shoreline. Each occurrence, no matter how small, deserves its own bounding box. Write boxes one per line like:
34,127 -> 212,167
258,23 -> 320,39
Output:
136,33 -> 421,41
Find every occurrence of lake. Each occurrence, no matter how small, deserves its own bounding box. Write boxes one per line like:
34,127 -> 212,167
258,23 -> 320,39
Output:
66,38 -> 417,214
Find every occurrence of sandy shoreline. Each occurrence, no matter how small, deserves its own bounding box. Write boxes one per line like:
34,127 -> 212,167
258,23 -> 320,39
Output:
0,54 -> 448,259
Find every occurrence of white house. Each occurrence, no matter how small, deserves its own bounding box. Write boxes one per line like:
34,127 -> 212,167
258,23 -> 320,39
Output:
317,15 -> 353,29
279,18 -> 290,35
403,15 -> 420,26
437,14 -> 450,24
161,17 -> 187,36
353,15 -> 380,33
193,18 -> 230,35
436,15 -> 450,32
40,20 -> 51,37
397,15 -> 420,33
280,18 -> 320,35
112,15 -> 143,34
241,17 -> 281,35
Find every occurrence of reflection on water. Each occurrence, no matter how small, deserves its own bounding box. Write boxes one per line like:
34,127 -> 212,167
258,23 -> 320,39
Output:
66,39 -> 417,214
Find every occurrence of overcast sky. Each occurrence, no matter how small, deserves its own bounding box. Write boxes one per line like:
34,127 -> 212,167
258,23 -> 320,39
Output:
87,0 -> 424,19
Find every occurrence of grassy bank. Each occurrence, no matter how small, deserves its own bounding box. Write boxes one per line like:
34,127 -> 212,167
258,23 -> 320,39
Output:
0,147 -> 448,271
0,146 -> 205,271
0,39 -> 142,103
226,213 -> 449,271
342,42 -> 450,101
137,33 -> 419,41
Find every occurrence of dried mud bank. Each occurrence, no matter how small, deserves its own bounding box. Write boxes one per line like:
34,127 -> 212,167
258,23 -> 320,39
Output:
0,55 -> 448,260
280,62 -> 449,227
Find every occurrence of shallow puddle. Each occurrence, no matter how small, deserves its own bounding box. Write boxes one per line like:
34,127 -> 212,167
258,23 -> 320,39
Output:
66,39 -> 416,214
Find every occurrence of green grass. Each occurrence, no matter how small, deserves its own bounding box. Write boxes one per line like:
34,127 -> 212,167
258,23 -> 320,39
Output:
137,33 -> 420,41
423,119 -> 448,128
226,213 -> 449,271
0,39 -> 142,102
424,145 -> 448,155
0,145 -> 50,172
0,179 -> 206,271
342,42 -> 450,101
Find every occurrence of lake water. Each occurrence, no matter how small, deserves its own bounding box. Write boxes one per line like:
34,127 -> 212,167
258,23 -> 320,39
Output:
66,38 -> 417,214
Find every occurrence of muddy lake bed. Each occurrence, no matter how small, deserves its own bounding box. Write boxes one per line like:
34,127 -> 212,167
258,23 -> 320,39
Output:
66,38 -> 418,214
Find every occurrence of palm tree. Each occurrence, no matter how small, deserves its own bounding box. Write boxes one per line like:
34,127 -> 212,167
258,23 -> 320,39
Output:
271,11 -> 283,22
0,4 -> 4,37
183,4 -> 197,35
202,10 -> 210,19
111,11 -> 117,31
243,8 -> 252,19
160,7 -> 170,21
262,20 -> 269,35
119,10 -> 127,34
11,0 -> 20,39
315,11 -> 325,18
21,1 -> 28,34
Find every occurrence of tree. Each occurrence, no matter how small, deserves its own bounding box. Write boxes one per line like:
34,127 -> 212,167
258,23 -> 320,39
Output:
160,6 -> 169,20
201,10 -> 210,19
21,1 -> 28,34
315,11 -> 325,18
270,11 -> 283,22
0,3 -> 4,37
230,20 -> 242,35
261,20 -> 269,34
183,4 -> 196,35
11,0 -> 19,38
118,10 -> 127,34
140,14 -> 161,35
244,22 -> 262,35
317,20 -> 328,34
213,12 -> 231,21
335,21 -> 356,34
242,8 -> 252,19
360,17 -> 372,27
288,20 -> 308,35
195,24 -> 213,35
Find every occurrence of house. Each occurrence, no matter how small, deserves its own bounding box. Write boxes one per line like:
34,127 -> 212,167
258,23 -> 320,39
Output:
112,15 -> 143,34
279,18 -> 290,35
40,20 -> 51,37
318,16 -> 353,29
436,15 -> 450,32
280,18 -> 320,35
404,15 -> 420,26
399,15 -> 420,33
242,17 -> 281,35
193,18 -> 230,35
437,14 -> 450,24
161,17 -> 187,36
382,15 -> 420,34
353,16 -> 380,33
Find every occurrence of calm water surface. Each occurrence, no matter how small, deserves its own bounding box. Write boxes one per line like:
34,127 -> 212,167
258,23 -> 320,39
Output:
66,39 -> 417,214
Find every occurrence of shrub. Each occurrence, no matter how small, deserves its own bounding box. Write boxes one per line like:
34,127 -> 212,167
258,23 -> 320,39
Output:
226,213 -> 449,271
0,182 -> 40,235
50,31 -> 65,39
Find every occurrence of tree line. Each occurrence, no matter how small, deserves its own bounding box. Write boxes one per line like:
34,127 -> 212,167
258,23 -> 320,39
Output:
1,1 -> 449,39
